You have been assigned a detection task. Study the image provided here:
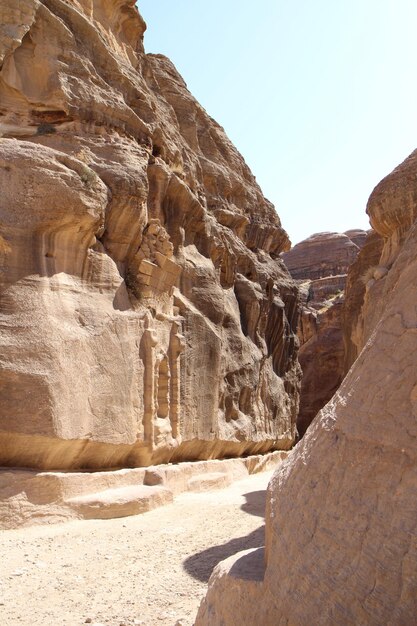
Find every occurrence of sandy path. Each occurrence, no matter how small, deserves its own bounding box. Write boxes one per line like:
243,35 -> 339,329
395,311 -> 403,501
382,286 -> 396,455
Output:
0,470 -> 273,626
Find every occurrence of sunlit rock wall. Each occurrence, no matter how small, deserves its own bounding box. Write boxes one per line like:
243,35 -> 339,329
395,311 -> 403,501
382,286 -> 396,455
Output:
0,0 -> 300,469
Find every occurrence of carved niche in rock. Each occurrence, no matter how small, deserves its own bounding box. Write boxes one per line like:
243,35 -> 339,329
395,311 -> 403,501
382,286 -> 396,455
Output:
139,312 -> 185,455
129,220 -> 181,298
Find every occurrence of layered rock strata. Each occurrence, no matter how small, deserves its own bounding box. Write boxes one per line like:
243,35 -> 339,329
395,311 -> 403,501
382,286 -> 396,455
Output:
283,230 -> 367,436
196,152 -> 417,625
0,1 -> 300,469
282,231 -> 362,280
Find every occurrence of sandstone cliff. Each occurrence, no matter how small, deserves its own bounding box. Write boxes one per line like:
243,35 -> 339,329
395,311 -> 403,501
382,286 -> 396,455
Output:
283,230 -> 367,436
196,152 -> 417,625
282,231 -> 361,280
0,0 -> 300,469
343,229 -> 384,371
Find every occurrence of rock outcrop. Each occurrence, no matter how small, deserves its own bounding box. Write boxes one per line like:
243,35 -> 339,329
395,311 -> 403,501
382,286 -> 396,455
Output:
196,152 -> 417,625
283,230 -> 367,436
296,282 -> 345,437
282,231 -> 362,281
343,229 -> 384,371
0,1 -> 300,470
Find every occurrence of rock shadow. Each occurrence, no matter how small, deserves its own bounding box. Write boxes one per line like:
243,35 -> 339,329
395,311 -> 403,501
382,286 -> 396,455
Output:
183,525 -> 265,583
240,490 -> 267,518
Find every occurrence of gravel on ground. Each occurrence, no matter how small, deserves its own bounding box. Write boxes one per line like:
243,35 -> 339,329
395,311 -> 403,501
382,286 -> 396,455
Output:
0,470 -> 273,626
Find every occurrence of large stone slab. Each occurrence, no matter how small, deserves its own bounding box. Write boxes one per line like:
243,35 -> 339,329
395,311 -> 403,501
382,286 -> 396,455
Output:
0,450 -> 289,529
65,484 -> 173,520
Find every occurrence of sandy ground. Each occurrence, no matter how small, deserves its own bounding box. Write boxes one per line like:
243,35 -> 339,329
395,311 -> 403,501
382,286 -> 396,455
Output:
0,470 -> 272,626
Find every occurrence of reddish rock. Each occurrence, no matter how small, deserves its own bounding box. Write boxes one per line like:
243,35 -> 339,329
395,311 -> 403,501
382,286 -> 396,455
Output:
0,0 -> 300,470
343,229 -> 384,371
297,291 -> 345,437
282,231 -> 363,281
196,151 -> 417,626
283,230 -> 367,436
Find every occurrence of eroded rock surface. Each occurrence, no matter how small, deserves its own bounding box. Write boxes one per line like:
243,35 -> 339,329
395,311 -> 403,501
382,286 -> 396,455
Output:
196,153 -> 417,626
282,231 -> 362,280
0,1 -> 300,469
283,230 -> 367,436
343,229 -> 384,371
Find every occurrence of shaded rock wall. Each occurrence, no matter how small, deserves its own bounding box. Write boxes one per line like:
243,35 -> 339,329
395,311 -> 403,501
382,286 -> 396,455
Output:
195,152 -> 417,626
282,230 -> 367,436
343,229 -> 384,371
0,0 -> 300,469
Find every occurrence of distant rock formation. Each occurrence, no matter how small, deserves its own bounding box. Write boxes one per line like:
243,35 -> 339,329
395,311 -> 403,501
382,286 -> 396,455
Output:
344,228 -> 368,248
196,151 -> 417,626
0,1 -> 300,470
282,230 -> 367,436
282,231 -> 361,280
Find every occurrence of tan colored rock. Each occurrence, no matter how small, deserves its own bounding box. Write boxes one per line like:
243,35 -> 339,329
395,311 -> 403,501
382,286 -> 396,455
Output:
367,149 -> 417,265
196,155 -> 417,626
343,149 -> 417,375
0,0 -> 39,67
0,1 -> 300,470
343,228 -> 368,248
0,450 -> 289,529
343,229 -> 384,371
187,472 -> 231,492
65,484 -> 173,520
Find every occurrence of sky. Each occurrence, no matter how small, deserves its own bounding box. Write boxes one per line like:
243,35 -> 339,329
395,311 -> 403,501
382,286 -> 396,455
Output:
138,1 -> 417,245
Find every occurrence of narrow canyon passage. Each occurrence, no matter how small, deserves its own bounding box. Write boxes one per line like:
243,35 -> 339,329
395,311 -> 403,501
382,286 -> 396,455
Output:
0,471 -> 273,626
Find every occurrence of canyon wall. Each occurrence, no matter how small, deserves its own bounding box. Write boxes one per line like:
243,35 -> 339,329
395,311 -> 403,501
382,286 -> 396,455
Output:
282,231 -> 366,436
343,229 -> 384,370
0,0 -> 300,470
282,231 -> 362,280
196,151 -> 417,625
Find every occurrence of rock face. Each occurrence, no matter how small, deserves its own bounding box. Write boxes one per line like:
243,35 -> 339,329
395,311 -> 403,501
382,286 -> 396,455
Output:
195,153 -> 417,625
0,1 -> 300,470
343,229 -> 384,371
283,230 -> 367,436
296,282 -> 345,437
282,231 -> 362,280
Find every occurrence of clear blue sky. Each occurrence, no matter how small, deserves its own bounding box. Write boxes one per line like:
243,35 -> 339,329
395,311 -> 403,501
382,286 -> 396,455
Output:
138,1 -> 417,245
